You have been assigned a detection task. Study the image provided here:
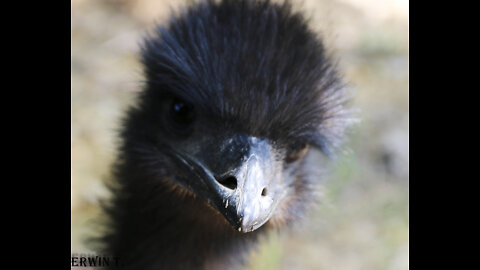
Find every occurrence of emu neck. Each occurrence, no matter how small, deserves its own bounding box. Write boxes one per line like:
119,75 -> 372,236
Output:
108,177 -> 265,270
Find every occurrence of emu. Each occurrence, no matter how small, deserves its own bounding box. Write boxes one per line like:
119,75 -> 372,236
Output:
97,0 -> 349,269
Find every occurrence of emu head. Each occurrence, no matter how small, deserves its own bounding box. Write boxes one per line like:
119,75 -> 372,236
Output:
120,0 -> 348,233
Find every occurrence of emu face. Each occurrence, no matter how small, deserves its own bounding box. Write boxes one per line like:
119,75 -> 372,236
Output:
144,95 -> 309,232
120,0 -> 347,234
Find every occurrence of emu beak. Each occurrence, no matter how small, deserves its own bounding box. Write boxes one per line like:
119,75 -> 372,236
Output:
165,136 -> 283,233
223,149 -> 281,233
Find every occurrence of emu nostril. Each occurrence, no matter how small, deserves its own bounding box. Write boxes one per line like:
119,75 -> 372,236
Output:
217,176 -> 238,190
261,187 -> 267,196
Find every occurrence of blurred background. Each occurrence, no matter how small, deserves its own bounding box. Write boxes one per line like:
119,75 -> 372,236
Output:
71,0 -> 408,269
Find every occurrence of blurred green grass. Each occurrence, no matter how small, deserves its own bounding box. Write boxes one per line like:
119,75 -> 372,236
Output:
71,0 -> 408,269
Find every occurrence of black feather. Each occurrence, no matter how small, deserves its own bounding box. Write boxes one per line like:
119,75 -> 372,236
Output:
93,1 -> 350,269
140,0 -> 347,153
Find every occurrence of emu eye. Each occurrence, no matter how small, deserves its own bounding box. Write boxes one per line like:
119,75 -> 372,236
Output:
285,143 -> 309,163
168,98 -> 195,131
